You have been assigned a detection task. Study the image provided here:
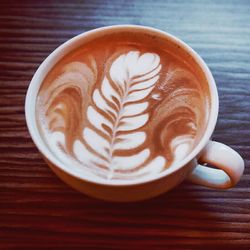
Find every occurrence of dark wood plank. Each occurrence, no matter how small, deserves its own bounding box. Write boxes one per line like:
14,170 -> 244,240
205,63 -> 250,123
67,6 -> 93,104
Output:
0,0 -> 250,249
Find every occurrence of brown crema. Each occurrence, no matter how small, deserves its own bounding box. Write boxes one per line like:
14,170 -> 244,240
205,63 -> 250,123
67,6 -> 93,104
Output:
36,31 -> 211,180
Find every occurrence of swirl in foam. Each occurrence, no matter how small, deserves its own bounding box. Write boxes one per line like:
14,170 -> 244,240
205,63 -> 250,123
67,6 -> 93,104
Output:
36,32 -> 210,181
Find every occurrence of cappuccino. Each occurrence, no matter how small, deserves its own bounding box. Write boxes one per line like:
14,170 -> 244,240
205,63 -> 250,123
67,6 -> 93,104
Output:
36,30 -> 210,181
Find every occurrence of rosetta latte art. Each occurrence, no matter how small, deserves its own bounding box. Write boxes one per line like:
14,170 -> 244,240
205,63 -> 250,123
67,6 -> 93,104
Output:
77,52 -> 166,179
37,45 -> 208,181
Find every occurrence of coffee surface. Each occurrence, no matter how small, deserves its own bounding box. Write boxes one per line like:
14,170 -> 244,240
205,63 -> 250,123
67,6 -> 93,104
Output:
36,31 -> 210,181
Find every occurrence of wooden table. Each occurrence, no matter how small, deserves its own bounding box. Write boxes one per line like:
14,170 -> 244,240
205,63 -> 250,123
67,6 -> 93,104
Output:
1,1 -> 249,249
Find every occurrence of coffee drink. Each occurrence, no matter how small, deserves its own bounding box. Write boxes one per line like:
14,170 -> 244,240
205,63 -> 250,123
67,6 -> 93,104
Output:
36,30 -> 210,181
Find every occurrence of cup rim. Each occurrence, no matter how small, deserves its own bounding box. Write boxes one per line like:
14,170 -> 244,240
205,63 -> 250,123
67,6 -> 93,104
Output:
25,24 -> 219,186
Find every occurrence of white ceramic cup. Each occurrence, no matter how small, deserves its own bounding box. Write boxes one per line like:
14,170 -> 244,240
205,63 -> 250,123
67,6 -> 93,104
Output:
25,25 -> 244,202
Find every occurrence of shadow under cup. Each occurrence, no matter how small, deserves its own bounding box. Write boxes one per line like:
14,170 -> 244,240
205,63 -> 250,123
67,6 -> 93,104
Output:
26,25 -> 219,202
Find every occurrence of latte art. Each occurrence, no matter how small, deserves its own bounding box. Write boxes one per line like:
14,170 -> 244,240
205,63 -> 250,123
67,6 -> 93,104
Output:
37,32 -> 210,181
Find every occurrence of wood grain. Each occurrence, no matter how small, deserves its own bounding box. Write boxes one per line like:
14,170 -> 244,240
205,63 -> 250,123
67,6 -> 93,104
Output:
0,0 -> 250,249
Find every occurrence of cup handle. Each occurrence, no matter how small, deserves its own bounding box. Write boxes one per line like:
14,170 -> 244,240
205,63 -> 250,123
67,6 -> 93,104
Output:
187,141 -> 244,189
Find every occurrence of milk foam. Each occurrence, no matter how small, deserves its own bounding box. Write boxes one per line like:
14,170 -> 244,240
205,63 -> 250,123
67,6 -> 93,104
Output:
36,33 -> 209,181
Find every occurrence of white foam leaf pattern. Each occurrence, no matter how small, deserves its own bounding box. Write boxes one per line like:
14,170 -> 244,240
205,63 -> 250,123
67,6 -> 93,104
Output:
114,132 -> 146,150
87,106 -> 112,135
119,114 -> 149,131
127,86 -> 155,102
93,89 -> 116,117
123,102 -> 148,116
83,128 -> 109,157
101,77 -> 120,106
112,149 -> 150,170
73,51 -> 165,178
134,64 -> 162,82
130,75 -> 160,91
74,140 -> 108,166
